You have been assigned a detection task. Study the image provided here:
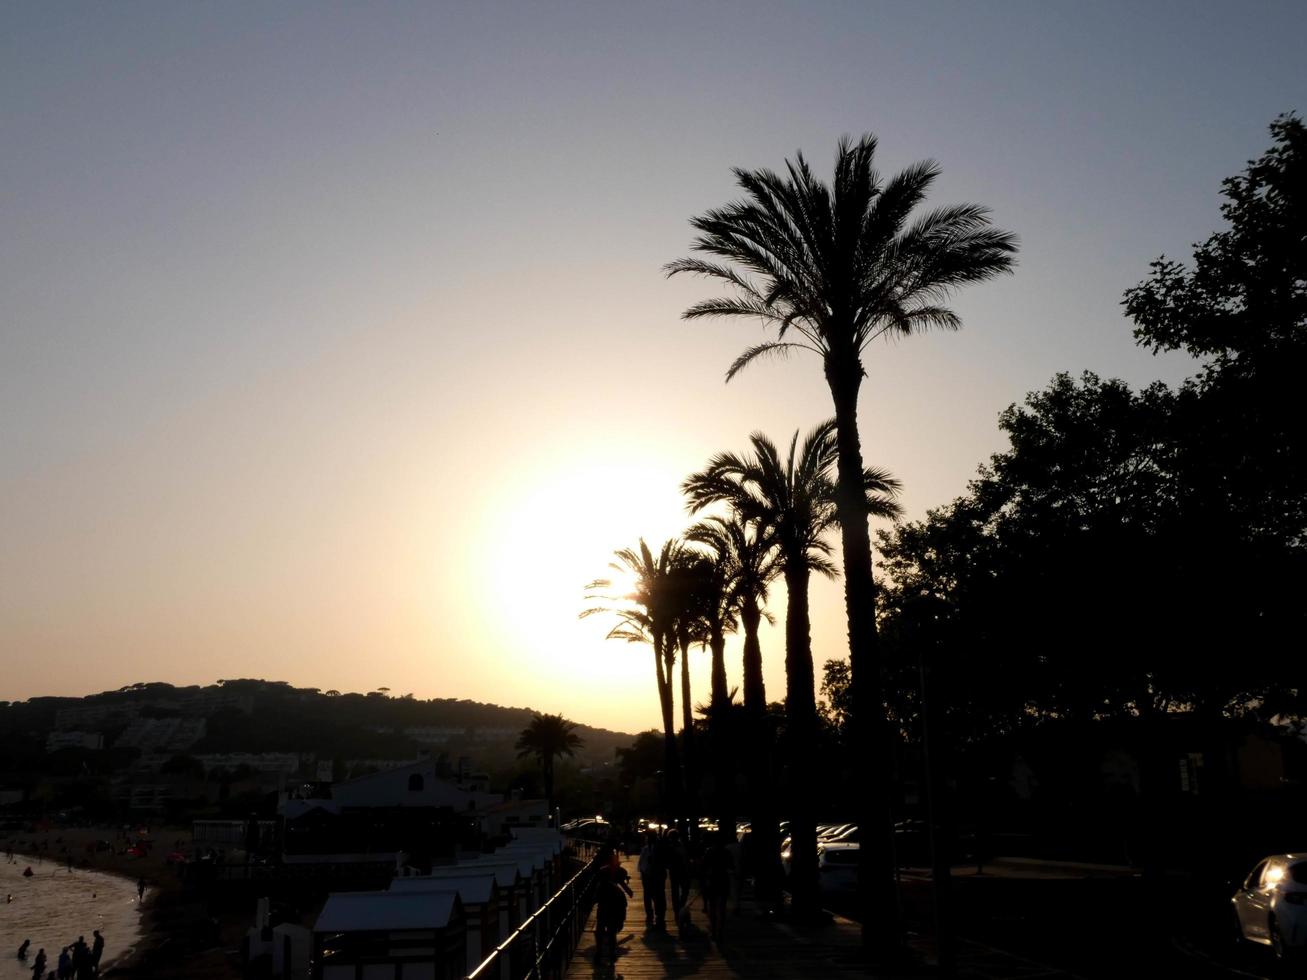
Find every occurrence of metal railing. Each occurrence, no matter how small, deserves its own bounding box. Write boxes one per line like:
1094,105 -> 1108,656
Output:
465,838 -> 604,980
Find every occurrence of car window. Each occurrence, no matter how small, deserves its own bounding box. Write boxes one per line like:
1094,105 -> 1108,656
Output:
1290,862 -> 1307,886
1246,860 -> 1268,889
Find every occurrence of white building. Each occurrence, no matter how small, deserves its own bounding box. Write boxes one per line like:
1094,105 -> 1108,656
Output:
331,759 -> 499,811
195,752 -> 302,774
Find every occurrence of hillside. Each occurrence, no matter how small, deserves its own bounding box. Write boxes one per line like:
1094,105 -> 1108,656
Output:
0,679 -> 635,778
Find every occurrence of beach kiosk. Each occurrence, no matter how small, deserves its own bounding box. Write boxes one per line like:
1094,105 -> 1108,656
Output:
460,853 -> 544,920
491,844 -> 559,905
389,874 -> 500,973
313,890 -> 465,980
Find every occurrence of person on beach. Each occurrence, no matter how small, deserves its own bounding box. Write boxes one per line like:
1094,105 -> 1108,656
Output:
136,877 -> 145,902
17,939 -> 31,959
57,948 -> 71,980
30,948 -> 46,979
90,931 -> 104,972
71,938 -> 88,979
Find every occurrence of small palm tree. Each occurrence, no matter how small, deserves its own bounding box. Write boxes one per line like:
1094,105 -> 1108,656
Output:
515,713 -> 583,816
685,514 -> 778,720
684,420 -> 900,916
583,538 -> 689,815
669,134 -> 1014,950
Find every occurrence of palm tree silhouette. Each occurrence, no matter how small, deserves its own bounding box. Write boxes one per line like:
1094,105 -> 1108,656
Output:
684,420 -> 900,916
684,514 -> 778,721
583,538 -> 690,818
515,712 -> 583,816
669,135 -> 1014,948
666,547 -> 740,827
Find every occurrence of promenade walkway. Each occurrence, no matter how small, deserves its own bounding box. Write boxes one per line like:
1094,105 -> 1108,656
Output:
566,855 -> 1083,980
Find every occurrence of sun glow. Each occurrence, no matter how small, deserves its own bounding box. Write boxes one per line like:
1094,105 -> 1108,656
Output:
474,456 -> 691,723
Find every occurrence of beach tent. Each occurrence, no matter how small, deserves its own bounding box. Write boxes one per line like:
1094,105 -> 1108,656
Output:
454,855 -> 543,920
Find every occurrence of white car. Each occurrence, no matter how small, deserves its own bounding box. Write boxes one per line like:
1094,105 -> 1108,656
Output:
1232,853 -> 1307,959
817,841 -> 859,893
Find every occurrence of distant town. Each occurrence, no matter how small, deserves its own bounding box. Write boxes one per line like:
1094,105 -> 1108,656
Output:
0,679 -> 634,821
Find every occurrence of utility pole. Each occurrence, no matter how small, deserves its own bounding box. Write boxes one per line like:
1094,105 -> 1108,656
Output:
918,611 -> 955,976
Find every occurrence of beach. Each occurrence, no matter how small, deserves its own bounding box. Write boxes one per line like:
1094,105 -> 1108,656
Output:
0,856 -> 141,979
0,829 -> 240,980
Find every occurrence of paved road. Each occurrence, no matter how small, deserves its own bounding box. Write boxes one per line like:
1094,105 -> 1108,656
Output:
826,864 -> 1298,980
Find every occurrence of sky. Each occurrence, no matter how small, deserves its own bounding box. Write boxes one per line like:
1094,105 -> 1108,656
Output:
2,2 -> 1305,734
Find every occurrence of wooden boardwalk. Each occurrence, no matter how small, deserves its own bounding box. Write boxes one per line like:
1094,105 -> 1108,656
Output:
566,856 -> 1083,980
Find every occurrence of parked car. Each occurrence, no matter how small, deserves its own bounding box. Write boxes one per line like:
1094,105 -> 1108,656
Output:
817,841 -> 859,893
1232,853 -> 1307,960
779,838 -> 860,892
818,823 -> 855,841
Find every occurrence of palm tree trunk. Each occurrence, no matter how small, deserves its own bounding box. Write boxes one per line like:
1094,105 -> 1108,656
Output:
740,599 -> 780,906
783,562 -> 819,917
708,626 -> 735,840
826,361 -> 902,957
655,637 -> 681,819
544,754 -> 555,817
709,631 -> 728,714
741,602 -> 766,715
679,632 -> 698,828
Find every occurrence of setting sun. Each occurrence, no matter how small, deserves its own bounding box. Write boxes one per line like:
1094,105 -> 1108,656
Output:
475,455 -> 698,716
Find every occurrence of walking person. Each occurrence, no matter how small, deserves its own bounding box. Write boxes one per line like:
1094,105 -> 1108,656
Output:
593,847 -> 633,966
664,830 -> 689,928
30,948 -> 46,980
636,833 -> 666,928
56,947 -> 71,980
703,833 -> 735,943
136,877 -> 145,903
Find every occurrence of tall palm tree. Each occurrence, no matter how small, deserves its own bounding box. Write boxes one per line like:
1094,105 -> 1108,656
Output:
668,135 -> 1015,950
583,538 -> 688,816
515,713 -> 583,816
684,420 -> 901,916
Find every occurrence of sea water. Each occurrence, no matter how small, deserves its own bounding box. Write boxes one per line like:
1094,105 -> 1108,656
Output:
0,858 -> 142,978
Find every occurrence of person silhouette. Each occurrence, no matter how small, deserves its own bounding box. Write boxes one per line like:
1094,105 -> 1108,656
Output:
17,939 -> 31,959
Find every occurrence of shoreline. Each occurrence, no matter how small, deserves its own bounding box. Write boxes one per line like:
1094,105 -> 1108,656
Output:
4,828 -> 237,980
5,847 -> 155,975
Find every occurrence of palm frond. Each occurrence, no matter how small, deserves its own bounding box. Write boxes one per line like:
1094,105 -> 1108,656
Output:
724,342 -> 813,381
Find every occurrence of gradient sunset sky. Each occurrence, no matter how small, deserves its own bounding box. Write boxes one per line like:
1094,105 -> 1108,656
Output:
3,2 -> 1304,733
